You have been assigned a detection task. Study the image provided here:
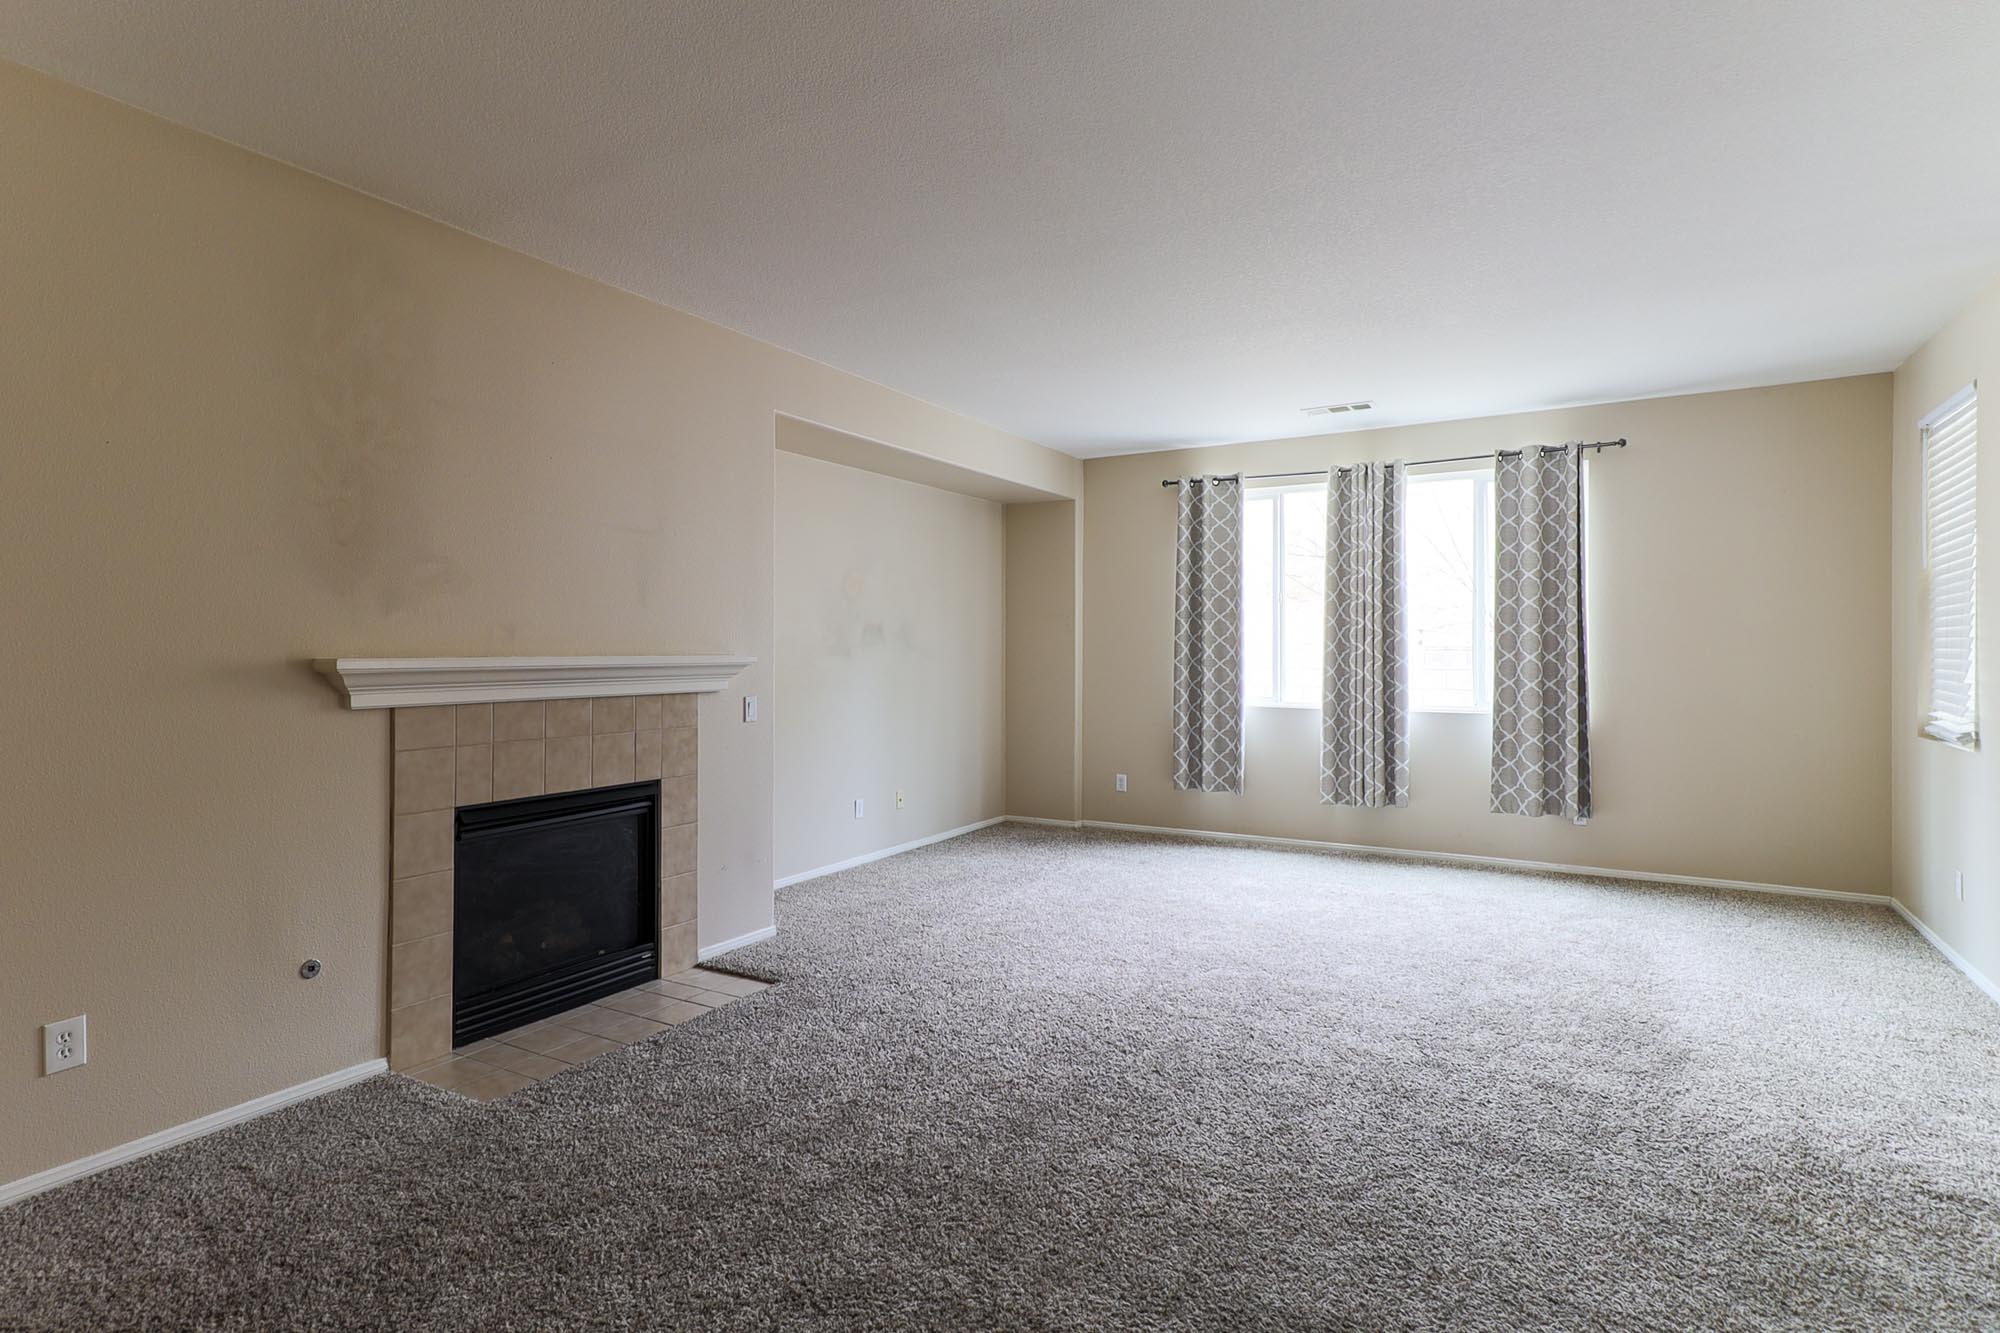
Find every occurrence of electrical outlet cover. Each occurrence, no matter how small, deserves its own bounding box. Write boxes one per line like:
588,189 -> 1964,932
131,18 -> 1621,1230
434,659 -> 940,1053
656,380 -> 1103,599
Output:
43,1015 -> 87,1075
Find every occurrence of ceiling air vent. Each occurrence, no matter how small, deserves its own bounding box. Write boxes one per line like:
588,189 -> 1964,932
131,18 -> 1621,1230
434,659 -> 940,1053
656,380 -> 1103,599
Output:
1303,401 -> 1373,416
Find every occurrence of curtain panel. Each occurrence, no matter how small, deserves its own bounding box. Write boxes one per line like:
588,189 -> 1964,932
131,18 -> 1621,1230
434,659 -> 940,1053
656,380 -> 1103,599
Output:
1320,461 -> 1410,807
1490,444 -> 1591,822
1171,475 -> 1245,793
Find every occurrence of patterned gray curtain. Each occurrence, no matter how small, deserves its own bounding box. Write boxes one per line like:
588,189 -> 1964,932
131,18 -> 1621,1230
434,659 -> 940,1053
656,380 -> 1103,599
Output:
1320,462 -> 1409,807
1172,475 -> 1244,793
1490,444 -> 1590,822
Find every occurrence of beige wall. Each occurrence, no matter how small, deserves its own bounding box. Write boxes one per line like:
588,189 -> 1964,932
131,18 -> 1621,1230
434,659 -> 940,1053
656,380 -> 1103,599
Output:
1075,377 -> 1894,895
1891,276 -> 2000,985
1005,501 -> 1082,822
775,453 -> 1005,879
0,62 -> 1073,1184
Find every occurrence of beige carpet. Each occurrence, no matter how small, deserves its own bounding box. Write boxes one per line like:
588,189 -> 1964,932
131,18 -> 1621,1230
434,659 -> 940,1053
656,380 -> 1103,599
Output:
3,825 -> 1997,1330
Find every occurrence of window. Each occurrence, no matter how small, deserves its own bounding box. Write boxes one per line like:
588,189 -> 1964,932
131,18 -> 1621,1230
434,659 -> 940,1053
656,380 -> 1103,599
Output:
1241,471 -> 1493,711
1922,385 -> 1979,748
1405,470 -> 1493,711
1243,486 -> 1325,707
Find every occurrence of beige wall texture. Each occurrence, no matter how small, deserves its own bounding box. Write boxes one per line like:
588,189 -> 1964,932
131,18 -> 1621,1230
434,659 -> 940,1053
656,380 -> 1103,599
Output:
1076,377 -> 1894,896
1892,275 -> 2000,986
774,453 -> 1006,880
0,62 -> 1074,1185
1005,501 -> 1082,822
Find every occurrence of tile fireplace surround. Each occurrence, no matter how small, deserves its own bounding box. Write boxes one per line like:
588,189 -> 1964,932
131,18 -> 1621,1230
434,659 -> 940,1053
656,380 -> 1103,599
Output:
315,656 -> 751,1071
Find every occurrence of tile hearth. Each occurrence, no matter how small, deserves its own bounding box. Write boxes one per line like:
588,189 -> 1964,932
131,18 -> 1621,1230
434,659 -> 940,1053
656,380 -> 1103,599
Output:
405,969 -> 770,1100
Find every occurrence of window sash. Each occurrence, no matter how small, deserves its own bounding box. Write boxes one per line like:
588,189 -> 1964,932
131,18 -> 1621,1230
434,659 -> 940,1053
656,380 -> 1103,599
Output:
1405,469 -> 1493,713
1243,484 -> 1323,708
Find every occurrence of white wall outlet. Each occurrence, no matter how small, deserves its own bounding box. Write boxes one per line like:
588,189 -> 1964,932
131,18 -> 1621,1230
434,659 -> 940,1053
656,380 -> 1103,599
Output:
853,797 -> 864,819
742,695 -> 759,723
1115,773 -> 1128,793
1956,869 -> 1966,902
43,1015 -> 87,1075
895,789 -> 905,809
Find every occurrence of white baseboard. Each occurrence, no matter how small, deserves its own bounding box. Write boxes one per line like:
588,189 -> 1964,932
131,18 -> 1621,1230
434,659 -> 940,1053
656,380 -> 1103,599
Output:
1,1058 -> 387,1209
1002,814 -> 1084,828
698,925 -> 778,961
1059,817 -> 1895,906
774,816 -> 1006,890
1891,900 -> 2000,1005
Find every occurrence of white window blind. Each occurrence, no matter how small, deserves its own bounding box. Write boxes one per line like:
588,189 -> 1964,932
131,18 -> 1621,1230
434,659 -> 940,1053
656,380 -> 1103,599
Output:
1922,385 -> 1979,748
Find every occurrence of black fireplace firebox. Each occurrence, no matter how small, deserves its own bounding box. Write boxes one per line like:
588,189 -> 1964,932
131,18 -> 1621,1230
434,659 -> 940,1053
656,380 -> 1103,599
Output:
452,780 -> 661,1046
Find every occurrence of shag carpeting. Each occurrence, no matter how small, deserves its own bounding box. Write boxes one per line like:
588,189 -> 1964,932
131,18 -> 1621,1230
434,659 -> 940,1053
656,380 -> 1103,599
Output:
4,825 -> 2000,1331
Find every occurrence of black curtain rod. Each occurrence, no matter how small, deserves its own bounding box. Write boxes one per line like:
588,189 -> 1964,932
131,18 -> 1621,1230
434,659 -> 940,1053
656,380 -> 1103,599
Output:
1159,438 -> 1628,487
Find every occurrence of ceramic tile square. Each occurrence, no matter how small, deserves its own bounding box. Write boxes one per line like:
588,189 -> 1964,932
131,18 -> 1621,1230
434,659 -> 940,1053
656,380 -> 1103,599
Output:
661,726 -> 697,779
664,871 -> 697,927
500,1022 -> 595,1055
392,810 -> 453,878
484,1046 -> 568,1079
545,735 -> 592,791
661,776 -> 697,826
393,747 -> 456,815
545,1033 -> 623,1065
454,703 -> 493,746
391,933 -> 452,1005
648,996 -> 710,1024
661,694 -> 696,728
394,706 -> 456,751
661,921 -> 697,973
493,700 -> 544,741
555,1006 -> 636,1039
390,995 -> 451,1070
392,870 -> 452,944
634,729 -> 663,780
595,1013 -> 670,1043
610,993 -> 705,1025
408,1053 -> 484,1085
662,823 -> 696,877
591,696 -> 634,734
643,978 -> 722,1005
546,698 -> 591,737
415,1058 -> 495,1093
492,739 -> 545,801
677,988 -> 733,1009
456,1066 -> 538,1101
592,731 -> 636,786
594,989 -> 670,1018
634,695 -> 662,731
455,744 -> 493,807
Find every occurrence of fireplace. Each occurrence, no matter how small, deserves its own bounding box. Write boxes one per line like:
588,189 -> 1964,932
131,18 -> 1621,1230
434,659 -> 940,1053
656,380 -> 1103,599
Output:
314,658 -> 746,1071
452,780 -> 662,1045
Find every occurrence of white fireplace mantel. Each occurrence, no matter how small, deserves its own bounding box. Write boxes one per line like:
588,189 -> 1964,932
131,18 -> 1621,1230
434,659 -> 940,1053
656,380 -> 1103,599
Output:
314,655 -> 754,710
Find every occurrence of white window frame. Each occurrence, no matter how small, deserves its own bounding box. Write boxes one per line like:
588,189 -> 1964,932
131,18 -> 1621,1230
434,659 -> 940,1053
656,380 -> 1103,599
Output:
1243,481 -> 1323,710
1920,383 -> 1979,750
1404,466 -> 1494,715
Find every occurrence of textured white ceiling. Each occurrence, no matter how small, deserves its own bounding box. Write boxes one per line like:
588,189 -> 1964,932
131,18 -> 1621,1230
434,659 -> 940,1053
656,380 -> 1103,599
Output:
6,1 -> 1999,456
